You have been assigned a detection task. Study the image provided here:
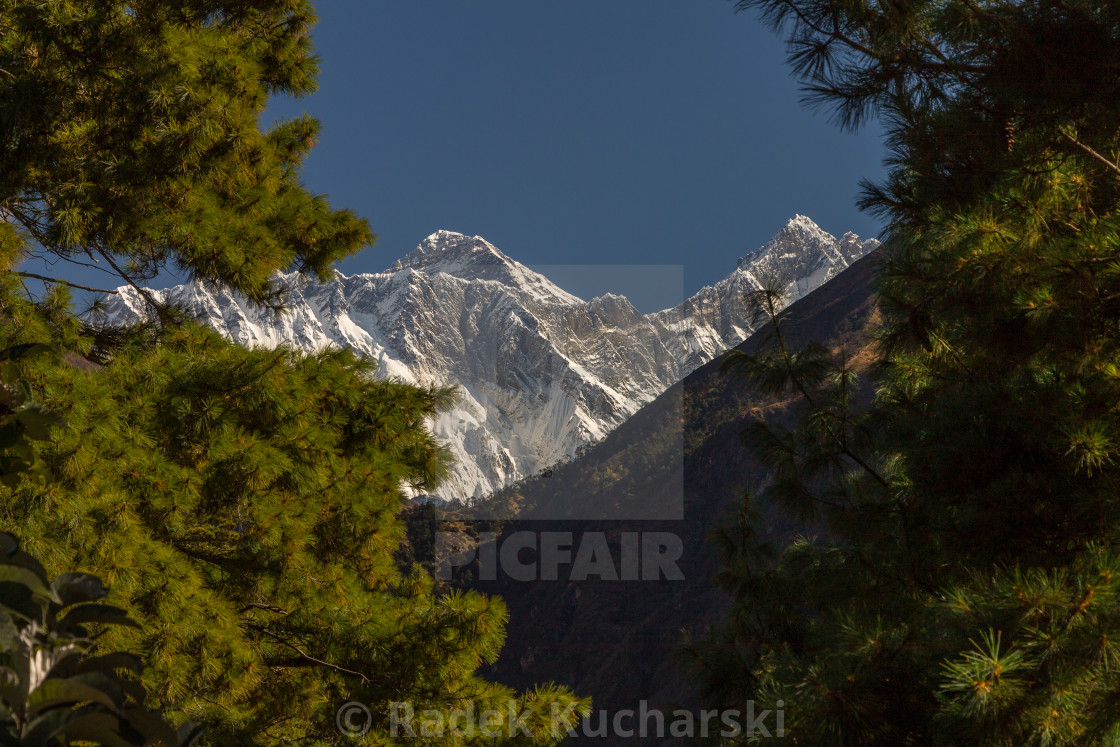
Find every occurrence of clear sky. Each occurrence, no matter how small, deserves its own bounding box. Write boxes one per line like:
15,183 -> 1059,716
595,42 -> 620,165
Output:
25,0 -> 889,312
264,0 -> 887,311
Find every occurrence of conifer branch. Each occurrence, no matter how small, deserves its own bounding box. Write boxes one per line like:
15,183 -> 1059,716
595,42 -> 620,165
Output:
94,246 -> 165,321
929,330 -> 972,375
248,624 -> 370,683
13,272 -> 118,295
1059,131 -> 1120,179
239,603 -> 289,615
762,296 -> 936,593
745,0 -> 988,76
767,302 -> 892,491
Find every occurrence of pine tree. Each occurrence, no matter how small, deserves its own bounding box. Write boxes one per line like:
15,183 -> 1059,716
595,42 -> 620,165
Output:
0,346 -> 201,746
0,0 -> 370,306
0,289 -> 590,744
694,1 -> 1120,744
0,1 -> 589,743
0,530 -> 206,747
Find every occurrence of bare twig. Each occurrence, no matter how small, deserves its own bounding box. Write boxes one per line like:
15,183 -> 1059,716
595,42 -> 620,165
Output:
247,624 -> 370,683
93,247 -> 164,318
239,603 -> 290,615
14,271 -> 118,294
1060,131 -> 1120,179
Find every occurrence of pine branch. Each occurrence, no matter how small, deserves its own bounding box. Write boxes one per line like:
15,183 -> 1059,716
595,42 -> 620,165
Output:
762,299 -> 939,594
94,246 -> 165,321
767,301 -> 892,491
13,271 -> 118,295
1059,131 -> 1120,180
239,603 -> 289,615
248,624 -> 370,683
751,0 -> 989,76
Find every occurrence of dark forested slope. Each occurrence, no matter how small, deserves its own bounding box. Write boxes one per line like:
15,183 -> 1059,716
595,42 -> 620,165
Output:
411,252 -> 881,739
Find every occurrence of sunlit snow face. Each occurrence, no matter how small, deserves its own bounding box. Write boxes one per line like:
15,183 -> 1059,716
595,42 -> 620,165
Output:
94,217 -> 875,517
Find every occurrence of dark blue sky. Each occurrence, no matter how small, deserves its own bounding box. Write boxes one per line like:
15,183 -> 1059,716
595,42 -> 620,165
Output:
27,0 -> 888,312
265,0 -> 887,310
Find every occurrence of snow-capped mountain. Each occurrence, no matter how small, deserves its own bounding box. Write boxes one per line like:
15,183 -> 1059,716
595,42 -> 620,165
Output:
650,214 -> 878,371
97,215 -> 877,502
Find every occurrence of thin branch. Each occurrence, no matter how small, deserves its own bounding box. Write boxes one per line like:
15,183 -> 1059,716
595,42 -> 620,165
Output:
774,0 -> 876,58
756,296 -> 938,594
928,329 -> 972,375
239,603 -> 289,615
1060,131 -> 1120,179
14,271 -> 118,294
34,251 -> 122,278
93,246 -> 164,319
767,301 -> 892,490
247,623 -> 370,683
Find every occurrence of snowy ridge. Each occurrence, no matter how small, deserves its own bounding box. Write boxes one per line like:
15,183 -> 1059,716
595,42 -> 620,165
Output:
97,217 -> 877,503
650,215 -> 879,370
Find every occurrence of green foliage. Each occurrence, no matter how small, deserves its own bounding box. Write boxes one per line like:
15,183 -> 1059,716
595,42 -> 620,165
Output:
0,292 -> 586,745
0,0 -> 372,305
0,354 -> 197,747
0,531 -> 204,747
0,345 -> 64,487
696,1 -> 1120,744
0,0 -> 586,743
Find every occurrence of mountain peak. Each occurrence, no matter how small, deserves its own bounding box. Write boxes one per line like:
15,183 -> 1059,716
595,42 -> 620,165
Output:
387,231 -> 583,306
771,213 -> 833,243
786,213 -> 822,229
387,231 -> 509,274
737,214 -> 834,269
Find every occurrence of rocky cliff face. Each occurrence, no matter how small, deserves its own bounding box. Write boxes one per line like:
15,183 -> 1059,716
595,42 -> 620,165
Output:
97,216 -> 877,502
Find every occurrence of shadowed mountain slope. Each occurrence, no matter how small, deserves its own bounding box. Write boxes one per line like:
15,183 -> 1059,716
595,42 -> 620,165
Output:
428,251 -> 881,741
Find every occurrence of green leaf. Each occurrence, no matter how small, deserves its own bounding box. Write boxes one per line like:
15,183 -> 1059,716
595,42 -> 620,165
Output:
52,573 -> 108,607
23,706 -> 128,747
74,653 -> 144,678
121,705 -> 182,746
57,604 -> 138,631
56,711 -> 137,747
0,581 -> 43,623
0,565 -> 59,605
17,404 -> 64,441
0,609 -> 20,650
28,676 -> 123,715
